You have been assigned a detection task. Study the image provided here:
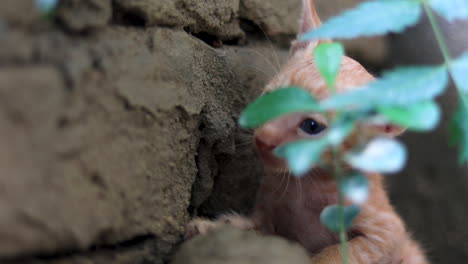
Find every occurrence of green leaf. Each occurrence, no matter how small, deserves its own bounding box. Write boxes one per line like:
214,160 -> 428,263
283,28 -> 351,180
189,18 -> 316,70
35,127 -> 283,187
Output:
326,118 -> 355,147
320,205 -> 361,232
239,87 -> 321,129
36,0 -> 58,18
322,66 -> 449,109
450,95 -> 468,164
314,43 -> 345,88
452,52 -> 468,93
430,0 -> 468,22
346,137 -> 407,173
273,118 -> 356,176
274,140 -> 328,176
377,101 -> 441,131
340,173 -> 369,205
300,0 -> 422,41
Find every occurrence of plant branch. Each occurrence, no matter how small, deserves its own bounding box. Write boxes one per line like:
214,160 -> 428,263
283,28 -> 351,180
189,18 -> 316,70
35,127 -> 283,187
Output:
422,1 -> 468,108
333,149 -> 349,264
422,1 -> 453,67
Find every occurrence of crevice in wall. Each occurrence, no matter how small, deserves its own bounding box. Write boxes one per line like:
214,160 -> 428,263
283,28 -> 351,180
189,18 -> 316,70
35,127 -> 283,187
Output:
111,1 -> 147,28
190,31 -> 225,48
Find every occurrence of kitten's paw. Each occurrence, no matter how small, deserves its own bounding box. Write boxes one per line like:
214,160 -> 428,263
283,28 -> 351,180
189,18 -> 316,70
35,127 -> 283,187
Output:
218,214 -> 255,230
185,214 -> 255,239
184,218 -> 221,239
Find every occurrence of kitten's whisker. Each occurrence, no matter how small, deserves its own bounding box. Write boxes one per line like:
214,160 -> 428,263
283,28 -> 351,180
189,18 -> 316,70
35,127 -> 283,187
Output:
273,168 -> 288,194
295,175 -> 300,200
255,23 -> 282,72
230,61 -> 272,82
298,176 -> 303,202
247,49 -> 280,76
279,171 -> 291,201
247,65 -> 275,81
235,141 -> 254,148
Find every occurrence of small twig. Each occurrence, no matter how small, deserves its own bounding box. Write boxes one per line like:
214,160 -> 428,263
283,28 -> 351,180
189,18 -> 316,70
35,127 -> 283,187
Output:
333,149 -> 349,264
422,0 -> 467,107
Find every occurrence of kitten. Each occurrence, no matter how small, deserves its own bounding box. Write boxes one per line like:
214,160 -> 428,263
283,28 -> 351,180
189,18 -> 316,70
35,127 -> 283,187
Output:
186,1 -> 429,263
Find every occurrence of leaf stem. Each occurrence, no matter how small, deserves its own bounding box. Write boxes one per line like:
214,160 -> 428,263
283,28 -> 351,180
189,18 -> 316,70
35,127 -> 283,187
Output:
422,1 -> 453,67
333,149 -> 349,264
338,189 -> 349,264
330,83 -> 336,95
422,2 -> 468,108
326,43 -> 348,264
422,0 -> 468,164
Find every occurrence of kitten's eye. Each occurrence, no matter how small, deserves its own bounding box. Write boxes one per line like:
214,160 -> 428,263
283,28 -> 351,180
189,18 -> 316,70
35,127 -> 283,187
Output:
300,118 -> 327,135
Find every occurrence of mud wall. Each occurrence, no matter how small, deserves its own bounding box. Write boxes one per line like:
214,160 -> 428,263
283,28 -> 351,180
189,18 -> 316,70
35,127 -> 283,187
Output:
1,0 -> 467,264
0,0 -> 295,263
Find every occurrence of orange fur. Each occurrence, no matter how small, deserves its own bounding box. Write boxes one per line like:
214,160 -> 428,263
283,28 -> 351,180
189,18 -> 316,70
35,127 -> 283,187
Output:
186,1 -> 429,263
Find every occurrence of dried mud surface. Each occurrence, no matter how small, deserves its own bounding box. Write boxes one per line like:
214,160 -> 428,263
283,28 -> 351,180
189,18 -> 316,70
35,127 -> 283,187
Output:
1,0 -> 468,264
0,0 -> 292,263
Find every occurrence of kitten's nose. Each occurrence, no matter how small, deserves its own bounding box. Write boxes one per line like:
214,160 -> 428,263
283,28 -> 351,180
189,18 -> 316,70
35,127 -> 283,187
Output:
254,124 -> 282,150
255,137 -> 275,153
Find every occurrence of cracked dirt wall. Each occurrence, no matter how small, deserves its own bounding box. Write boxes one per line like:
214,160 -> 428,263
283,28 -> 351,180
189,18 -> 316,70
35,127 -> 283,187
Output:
0,0 -> 293,263
1,0 -> 468,264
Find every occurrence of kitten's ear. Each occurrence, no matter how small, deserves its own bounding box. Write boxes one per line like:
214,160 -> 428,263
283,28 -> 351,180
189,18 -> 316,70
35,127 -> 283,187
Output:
299,0 -> 321,35
291,0 -> 322,53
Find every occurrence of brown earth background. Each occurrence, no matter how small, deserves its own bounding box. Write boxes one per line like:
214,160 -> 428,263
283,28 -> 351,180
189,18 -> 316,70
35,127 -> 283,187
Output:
1,0 -> 468,263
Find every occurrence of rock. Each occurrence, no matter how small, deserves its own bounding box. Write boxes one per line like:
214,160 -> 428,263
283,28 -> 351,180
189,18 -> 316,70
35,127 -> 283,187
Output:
0,66 -> 66,257
0,25 -> 273,262
0,0 -> 37,26
239,0 -> 301,38
113,0 -> 244,41
172,227 -> 311,264
0,29 -> 34,63
56,0 -> 112,32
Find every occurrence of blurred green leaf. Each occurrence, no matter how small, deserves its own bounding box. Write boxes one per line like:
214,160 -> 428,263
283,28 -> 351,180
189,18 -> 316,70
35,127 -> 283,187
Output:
274,140 -> 328,176
274,119 -> 356,176
450,95 -> 468,164
239,87 -> 321,129
377,101 -> 441,131
300,0 -> 422,41
346,137 -> 407,173
36,0 -> 58,18
452,52 -> 468,93
430,0 -> 468,22
314,43 -> 345,89
326,119 -> 355,147
340,173 -> 369,205
320,205 -> 360,232
322,66 -> 449,109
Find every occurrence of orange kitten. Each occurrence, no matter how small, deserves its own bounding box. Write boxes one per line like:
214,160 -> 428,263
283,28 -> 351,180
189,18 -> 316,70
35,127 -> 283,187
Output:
186,1 -> 429,263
